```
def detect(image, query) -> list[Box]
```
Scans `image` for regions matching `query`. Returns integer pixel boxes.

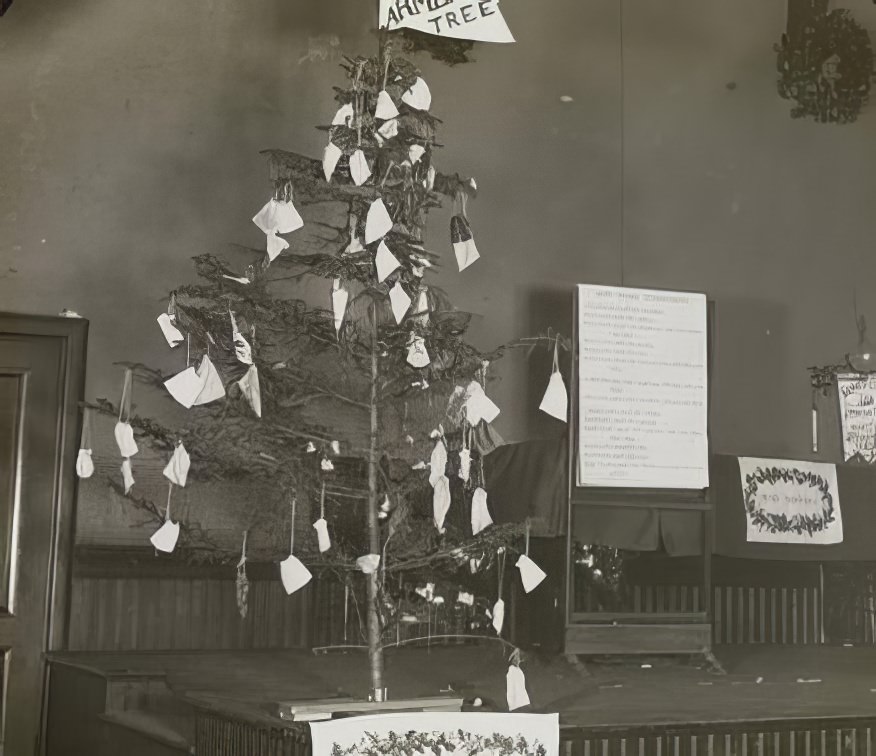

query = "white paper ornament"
[426,165,436,191]
[163,443,191,487]
[280,554,312,595]
[349,150,371,186]
[345,235,365,254]
[231,318,253,365]
[157,313,184,348]
[266,232,290,262]
[408,144,426,164]
[164,366,203,409]
[151,520,180,553]
[377,117,399,142]
[471,487,493,535]
[313,518,331,553]
[413,287,430,324]
[406,336,430,368]
[365,198,393,244]
[121,458,135,494]
[539,371,568,421]
[76,448,94,479]
[375,90,400,120]
[506,665,531,711]
[114,421,139,458]
[465,382,500,425]
[389,282,411,324]
[331,102,354,126]
[238,365,261,418]
[429,440,447,487]
[492,598,505,635]
[192,355,226,406]
[252,199,304,235]
[458,447,471,482]
[402,77,432,111]
[457,591,474,606]
[331,278,348,333]
[356,554,381,574]
[323,141,343,182]
[451,215,480,272]
[516,554,548,593]
[433,474,451,533]
[375,240,400,282]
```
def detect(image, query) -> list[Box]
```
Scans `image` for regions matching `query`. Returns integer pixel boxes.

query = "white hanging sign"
[836,373,876,462]
[379,0,515,43]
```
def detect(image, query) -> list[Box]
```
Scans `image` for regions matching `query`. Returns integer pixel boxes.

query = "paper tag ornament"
[230,315,253,365]
[375,90,399,120]
[516,554,547,593]
[76,449,94,479]
[471,487,493,535]
[356,554,381,574]
[465,382,500,425]
[389,282,411,324]
[252,199,304,235]
[238,365,261,418]
[331,278,348,333]
[349,150,371,186]
[192,355,226,406]
[451,215,480,272]
[539,371,568,421]
[164,366,203,409]
[457,591,474,606]
[121,458,135,494]
[280,554,312,595]
[429,440,447,487]
[402,77,432,111]
[323,141,343,182]
[331,102,354,126]
[163,443,191,487]
[408,144,426,165]
[492,598,505,635]
[114,422,139,458]
[506,665,531,711]
[157,313,184,348]
[377,118,399,143]
[458,446,471,482]
[365,198,393,244]
[375,240,400,282]
[266,232,290,262]
[433,474,451,533]
[313,518,331,553]
[150,519,179,553]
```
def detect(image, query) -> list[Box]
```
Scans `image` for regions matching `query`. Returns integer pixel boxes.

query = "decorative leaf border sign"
[738,457,843,545]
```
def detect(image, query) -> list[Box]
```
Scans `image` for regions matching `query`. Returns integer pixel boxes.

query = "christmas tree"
[92,31,525,697]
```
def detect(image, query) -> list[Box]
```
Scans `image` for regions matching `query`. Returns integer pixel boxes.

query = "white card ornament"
[114,421,139,458]
[408,144,426,164]
[539,371,568,421]
[457,591,474,606]
[331,102,354,126]
[458,447,471,482]
[231,317,253,365]
[516,554,547,593]
[150,520,180,553]
[429,440,447,487]
[471,487,493,535]
[163,443,191,487]
[433,474,451,533]
[323,141,343,182]
[76,449,94,479]
[389,282,411,324]
[349,150,371,186]
[330,440,341,455]
[192,355,226,406]
[121,459,135,494]
[280,554,312,595]
[266,232,290,262]
[506,665,531,711]
[402,77,432,111]
[406,336,430,368]
[451,215,480,272]
[465,381,500,425]
[331,278,349,333]
[313,518,331,553]
[164,366,204,409]
[492,598,505,635]
[157,313,184,348]
[375,89,399,120]
[252,199,304,235]
[377,117,398,142]
[356,554,381,574]
[375,240,400,282]
[365,198,393,244]
[345,235,365,254]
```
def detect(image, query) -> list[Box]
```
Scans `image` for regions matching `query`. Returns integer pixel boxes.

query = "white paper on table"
[408,144,426,164]
[121,458,135,494]
[365,198,393,244]
[191,355,226,406]
[471,486,493,535]
[539,371,568,422]
[432,474,451,533]
[458,447,471,482]
[280,553,313,595]
[157,313,184,348]
[331,278,348,333]
[375,89,400,120]
[377,117,399,142]
[150,520,180,553]
[313,518,331,553]
[163,443,191,487]
[76,448,94,478]
[356,553,381,574]
[429,440,447,487]
[516,554,547,593]
[323,141,343,182]
[375,240,400,282]
[402,77,432,111]
[406,336,430,368]
[266,232,290,262]
[238,365,261,418]
[331,102,354,126]
[114,421,139,457]
[389,281,411,324]
[349,150,371,186]
[164,366,205,409]
[506,665,531,711]
[492,598,505,635]
[252,199,304,235]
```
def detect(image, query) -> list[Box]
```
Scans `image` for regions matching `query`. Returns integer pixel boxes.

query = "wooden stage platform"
[44,644,876,755]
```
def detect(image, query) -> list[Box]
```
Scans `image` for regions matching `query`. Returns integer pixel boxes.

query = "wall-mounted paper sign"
[577,284,709,489]
[836,373,876,462]
[379,0,515,43]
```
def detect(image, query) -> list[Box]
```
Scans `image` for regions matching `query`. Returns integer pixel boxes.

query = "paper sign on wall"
[379,0,515,43]
[836,373,876,462]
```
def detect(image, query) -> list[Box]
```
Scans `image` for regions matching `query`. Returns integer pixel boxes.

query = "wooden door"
[0,314,86,755]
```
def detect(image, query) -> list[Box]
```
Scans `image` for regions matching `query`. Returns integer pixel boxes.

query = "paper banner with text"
[738,457,843,545]
[379,0,515,43]
[836,373,876,462]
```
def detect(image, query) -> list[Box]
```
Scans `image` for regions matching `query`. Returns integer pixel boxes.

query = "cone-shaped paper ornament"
[375,240,400,282]
[389,282,411,324]
[365,198,393,244]
[238,365,261,418]
[402,77,432,111]
[280,554,312,595]
[266,232,290,262]
[313,518,331,553]
[114,422,139,458]
[429,440,447,487]
[409,144,426,164]
[406,336,430,368]
[539,371,568,421]
[349,150,371,186]
[192,355,226,406]
[331,102,354,126]
[506,665,531,711]
[150,520,180,553]
[163,443,190,487]
[375,89,399,120]
[471,487,493,535]
[323,141,343,182]
[252,199,304,235]
[157,313,184,348]
[516,554,548,593]
[121,458,135,494]
[451,215,480,272]
[331,278,348,333]
[76,449,94,479]
[433,475,451,533]
[492,598,505,635]
[231,314,253,365]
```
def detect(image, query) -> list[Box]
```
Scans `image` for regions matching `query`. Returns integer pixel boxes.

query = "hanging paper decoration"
[323,141,343,182]
[433,474,451,533]
[406,336,430,368]
[506,664,531,711]
[492,598,505,635]
[252,199,304,235]
[459,429,472,482]
[402,77,432,111]
[365,198,393,244]
[114,421,138,456]
[451,215,480,272]
[157,313,184,348]
[114,368,139,457]
[471,487,493,535]
[332,102,354,126]
[164,366,202,409]
[376,117,399,143]
[332,278,349,334]
[330,440,341,455]
[539,340,568,421]
[150,485,180,553]
[236,531,249,618]
[121,459,135,494]
[415,582,435,601]
[426,164,436,190]
[457,591,474,606]
[375,89,400,120]
[313,518,331,553]
[516,554,547,593]
[349,150,371,186]
[375,240,400,282]
[429,439,447,487]
[280,498,313,595]
[465,381,500,425]
[193,355,226,405]
[412,287,430,325]
[409,144,426,164]
[470,556,483,574]
[76,407,94,479]
[163,442,191,487]
[230,312,253,365]
[356,554,381,574]
[266,232,290,262]
[321,458,334,472]
[389,282,411,324]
